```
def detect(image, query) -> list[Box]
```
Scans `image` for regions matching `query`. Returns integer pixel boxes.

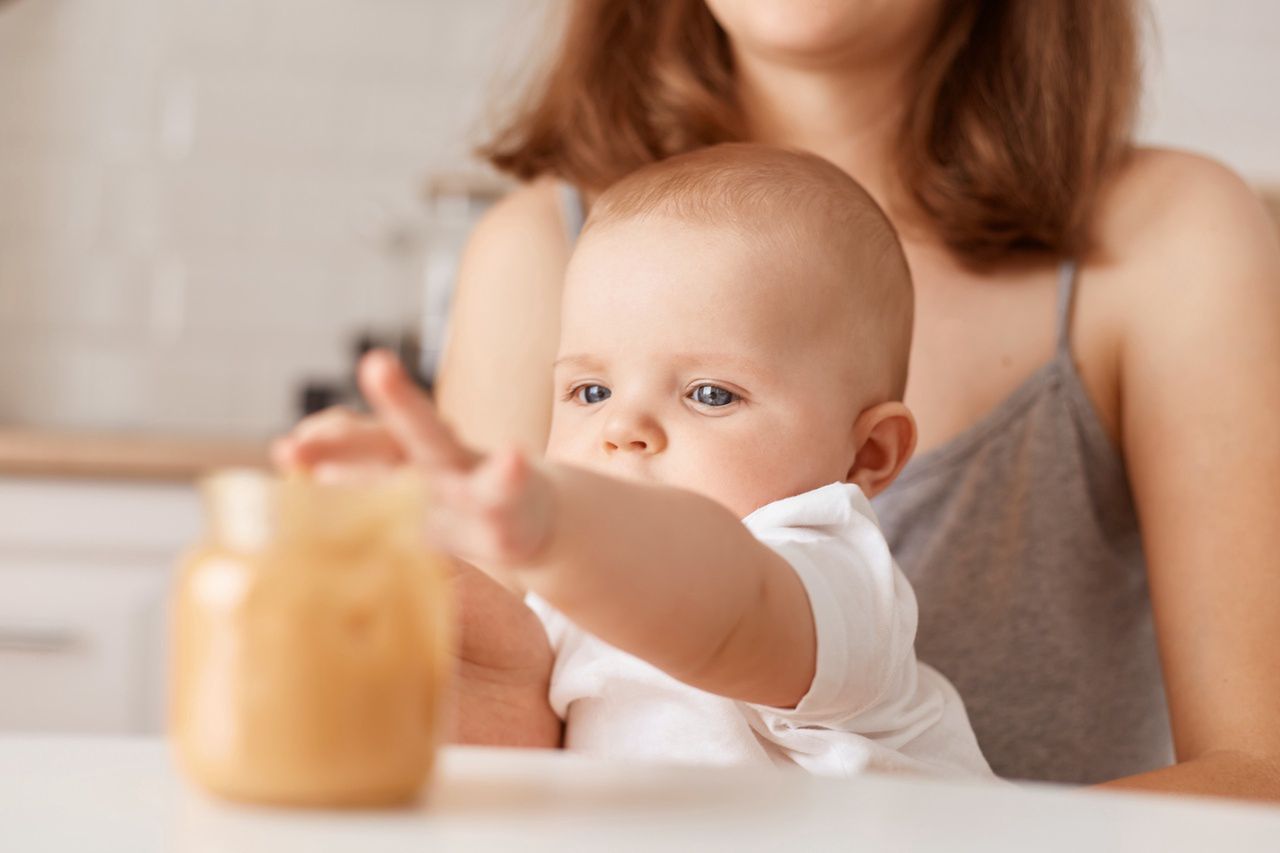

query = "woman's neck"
[733,50,926,240]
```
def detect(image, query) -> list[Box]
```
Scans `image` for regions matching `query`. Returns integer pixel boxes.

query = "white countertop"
[4,737,1280,852]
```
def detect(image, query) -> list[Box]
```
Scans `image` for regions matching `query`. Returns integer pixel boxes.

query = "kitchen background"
[0,0,1277,735]
[0,0,1278,438]
[0,0,543,437]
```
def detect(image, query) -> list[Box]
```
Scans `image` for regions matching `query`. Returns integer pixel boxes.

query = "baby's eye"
[573,384,612,405]
[689,384,737,407]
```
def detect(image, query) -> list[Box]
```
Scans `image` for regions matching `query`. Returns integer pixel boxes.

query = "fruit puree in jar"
[170,470,450,807]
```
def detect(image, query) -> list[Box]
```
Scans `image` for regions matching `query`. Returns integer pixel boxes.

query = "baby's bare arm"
[525,464,816,708]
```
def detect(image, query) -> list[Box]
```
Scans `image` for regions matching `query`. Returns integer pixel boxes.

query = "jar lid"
[200,469,427,553]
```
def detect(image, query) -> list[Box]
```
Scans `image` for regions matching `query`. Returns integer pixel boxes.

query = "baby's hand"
[343,350,554,568]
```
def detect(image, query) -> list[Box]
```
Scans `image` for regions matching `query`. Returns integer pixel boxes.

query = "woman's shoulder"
[1084,147,1279,345]
[1084,147,1279,407]
[1093,147,1277,275]
[452,175,576,308]
[1065,147,1278,440]
[468,176,573,258]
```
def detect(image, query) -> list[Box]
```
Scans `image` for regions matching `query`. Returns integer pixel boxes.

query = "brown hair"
[583,143,915,400]
[481,1,1140,266]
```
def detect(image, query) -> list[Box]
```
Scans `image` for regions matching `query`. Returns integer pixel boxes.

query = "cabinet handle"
[0,627,84,655]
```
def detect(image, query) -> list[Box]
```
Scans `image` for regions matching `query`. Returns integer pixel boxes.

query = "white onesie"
[527,482,993,779]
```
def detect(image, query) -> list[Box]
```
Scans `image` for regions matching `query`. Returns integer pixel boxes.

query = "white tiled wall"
[0,0,539,436]
[0,1,1276,438]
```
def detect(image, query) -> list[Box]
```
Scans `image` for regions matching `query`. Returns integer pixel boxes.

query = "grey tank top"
[559,184,1173,784]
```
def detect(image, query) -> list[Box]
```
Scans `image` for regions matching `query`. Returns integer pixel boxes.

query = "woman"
[436,1,1280,796]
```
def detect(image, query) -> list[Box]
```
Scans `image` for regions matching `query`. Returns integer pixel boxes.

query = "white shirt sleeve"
[740,482,919,726]
[528,481,991,778]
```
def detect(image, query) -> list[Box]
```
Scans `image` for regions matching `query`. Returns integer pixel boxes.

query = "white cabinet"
[0,561,168,732]
[0,477,201,734]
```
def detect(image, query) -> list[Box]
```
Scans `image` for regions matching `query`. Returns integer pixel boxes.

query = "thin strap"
[1054,259,1079,354]
[558,182,587,244]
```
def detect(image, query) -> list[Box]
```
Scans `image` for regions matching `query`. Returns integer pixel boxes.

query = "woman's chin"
[706,0,939,70]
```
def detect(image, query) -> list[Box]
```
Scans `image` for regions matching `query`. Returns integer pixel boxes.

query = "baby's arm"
[343,351,817,709]
[524,464,816,708]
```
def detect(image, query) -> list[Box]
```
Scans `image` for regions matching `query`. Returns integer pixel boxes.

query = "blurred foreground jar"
[170,471,450,807]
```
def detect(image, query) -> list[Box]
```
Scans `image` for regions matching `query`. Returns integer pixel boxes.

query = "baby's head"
[546,143,916,518]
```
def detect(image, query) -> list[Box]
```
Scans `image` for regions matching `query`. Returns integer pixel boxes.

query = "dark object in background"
[299,381,342,417]
[296,328,430,418]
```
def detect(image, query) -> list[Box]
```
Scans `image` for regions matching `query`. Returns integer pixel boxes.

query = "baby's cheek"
[719,430,847,516]
[699,444,795,518]
[542,439,571,465]
[543,419,587,464]
[545,447,599,476]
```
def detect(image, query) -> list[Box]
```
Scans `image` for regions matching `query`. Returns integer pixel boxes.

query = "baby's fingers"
[424,448,551,567]
[359,350,479,472]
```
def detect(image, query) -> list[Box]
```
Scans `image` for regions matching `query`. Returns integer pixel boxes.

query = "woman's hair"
[480,1,1141,266]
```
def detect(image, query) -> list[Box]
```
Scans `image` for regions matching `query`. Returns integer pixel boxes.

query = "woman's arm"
[434,178,572,456]
[433,179,573,592]
[1099,151,1280,801]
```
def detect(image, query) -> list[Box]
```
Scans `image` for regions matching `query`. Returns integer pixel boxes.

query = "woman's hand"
[444,557,562,747]
[271,405,405,479]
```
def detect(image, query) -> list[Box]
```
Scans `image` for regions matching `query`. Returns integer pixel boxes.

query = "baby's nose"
[602,411,667,455]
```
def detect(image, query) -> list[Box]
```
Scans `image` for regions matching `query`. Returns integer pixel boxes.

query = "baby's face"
[546,216,867,518]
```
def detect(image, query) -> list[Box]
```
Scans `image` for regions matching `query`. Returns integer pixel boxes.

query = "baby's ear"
[846,402,917,498]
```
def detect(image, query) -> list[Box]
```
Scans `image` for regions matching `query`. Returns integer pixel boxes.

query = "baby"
[278,144,991,778]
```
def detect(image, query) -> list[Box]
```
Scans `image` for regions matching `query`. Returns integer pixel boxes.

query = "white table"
[3,737,1280,852]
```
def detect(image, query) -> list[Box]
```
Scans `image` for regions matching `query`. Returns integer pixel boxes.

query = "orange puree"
[169,470,450,807]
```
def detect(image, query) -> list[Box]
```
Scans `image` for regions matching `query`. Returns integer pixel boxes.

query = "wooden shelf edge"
[0,429,270,482]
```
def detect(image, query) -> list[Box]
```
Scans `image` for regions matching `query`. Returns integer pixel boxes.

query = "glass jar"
[170,470,450,807]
